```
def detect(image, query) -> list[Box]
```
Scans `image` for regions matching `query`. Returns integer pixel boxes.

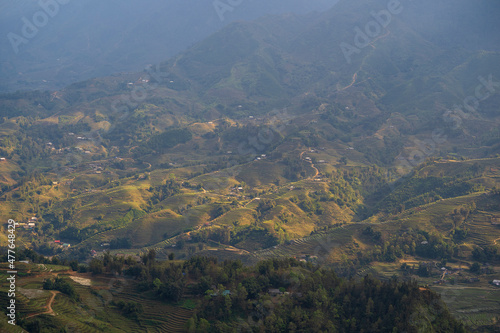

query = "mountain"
[0,0,339,93]
[0,0,499,331]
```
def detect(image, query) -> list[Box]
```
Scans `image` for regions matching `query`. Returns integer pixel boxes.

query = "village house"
[492,280,500,286]
[268,289,282,297]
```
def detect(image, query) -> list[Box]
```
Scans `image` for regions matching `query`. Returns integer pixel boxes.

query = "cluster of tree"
[147,128,192,153]
[148,179,181,205]
[110,300,144,319]
[221,124,282,158]
[472,246,499,263]
[361,226,382,242]
[355,228,456,265]
[84,252,467,331]
[87,251,138,275]
[0,91,60,118]
[187,258,466,333]
[326,171,363,209]
[289,195,323,215]
[0,247,54,265]
[281,157,308,181]
[256,199,276,214]
[110,237,132,249]
[211,204,232,220]
[44,251,468,332]
[189,225,279,248]
[58,208,145,246]
[378,176,478,213]
[400,262,434,277]
[356,135,404,166]
[43,277,79,301]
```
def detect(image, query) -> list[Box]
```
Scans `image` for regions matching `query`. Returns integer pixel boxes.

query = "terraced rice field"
[431,285,500,329]
[252,226,353,261]
[107,277,194,332]
[466,211,500,246]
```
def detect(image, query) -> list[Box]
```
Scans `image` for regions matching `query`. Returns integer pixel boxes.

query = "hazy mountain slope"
[0,0,498,259]
[0,0,340,93]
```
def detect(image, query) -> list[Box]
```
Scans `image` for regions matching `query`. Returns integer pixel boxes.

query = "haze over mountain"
[0,0,339,93]
[0,0,499,331]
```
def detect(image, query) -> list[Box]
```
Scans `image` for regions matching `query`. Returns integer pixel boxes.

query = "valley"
[0,0,499,331]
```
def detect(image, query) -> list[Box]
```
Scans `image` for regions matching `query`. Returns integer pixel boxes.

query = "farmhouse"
[492,280,500,286]
[0,157,5,162]
[268,289,282,296]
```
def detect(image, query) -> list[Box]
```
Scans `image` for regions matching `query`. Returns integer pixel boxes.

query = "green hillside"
[0,0,499,331]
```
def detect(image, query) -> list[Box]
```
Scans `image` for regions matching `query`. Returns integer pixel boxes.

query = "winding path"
[25,291,59,319]
[340,73,358,91]
[300,150,320,178]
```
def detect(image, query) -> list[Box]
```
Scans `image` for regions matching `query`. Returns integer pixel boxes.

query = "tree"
[470,262,481,274]
[89,258,104,275]
[69,260,79,271]
[153,278,162,291]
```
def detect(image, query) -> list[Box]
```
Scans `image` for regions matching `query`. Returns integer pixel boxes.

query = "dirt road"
[25,290,58,319]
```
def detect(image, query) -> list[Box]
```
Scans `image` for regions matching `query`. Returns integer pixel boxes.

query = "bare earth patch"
[69,276,92,286]
[18,288,47,299]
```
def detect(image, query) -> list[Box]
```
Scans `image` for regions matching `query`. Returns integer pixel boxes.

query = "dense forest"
[82,252,467,332]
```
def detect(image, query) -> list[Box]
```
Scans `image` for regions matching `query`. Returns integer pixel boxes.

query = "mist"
[0,0,339,92]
